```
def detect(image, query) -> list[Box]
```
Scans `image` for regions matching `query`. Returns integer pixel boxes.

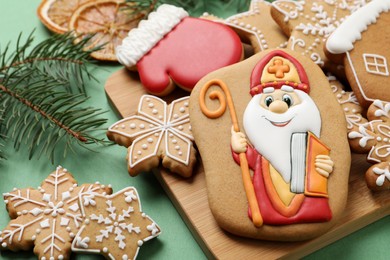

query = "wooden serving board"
[105,68,390,259]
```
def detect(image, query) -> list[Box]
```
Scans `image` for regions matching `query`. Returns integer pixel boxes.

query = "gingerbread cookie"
[107,95,197,178]
[71,187,161,259]
[326,0,390,108]
[271,0,369,74]
[189,49,350,241]
[348,100,390,191]
[0,166,112,260]
[116,4,243,96]
[224,0,288,53]
[328,74,368,146]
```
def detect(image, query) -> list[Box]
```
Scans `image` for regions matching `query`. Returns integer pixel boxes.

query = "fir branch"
[0,32,109,163]
[0,32,99,94]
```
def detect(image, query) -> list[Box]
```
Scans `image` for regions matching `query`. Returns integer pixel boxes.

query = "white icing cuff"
[326,0,390,54]
[116,4,189,67]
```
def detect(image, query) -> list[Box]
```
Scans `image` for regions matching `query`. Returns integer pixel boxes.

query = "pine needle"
[0,32,108,163]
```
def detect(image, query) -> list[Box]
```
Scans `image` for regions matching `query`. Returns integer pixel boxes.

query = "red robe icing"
[233,145,332,225]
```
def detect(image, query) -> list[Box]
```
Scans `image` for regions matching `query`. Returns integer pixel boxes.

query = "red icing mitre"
[249,50,310,96]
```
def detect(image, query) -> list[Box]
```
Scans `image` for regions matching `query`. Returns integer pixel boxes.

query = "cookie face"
[107,95,197,178]
[326,0,390,108]
[72,187,161,260]
[190,49,350,241]
[224,0,288,53]
[116,4,243,96]
[0,166,112,260]
[271,0,369,70]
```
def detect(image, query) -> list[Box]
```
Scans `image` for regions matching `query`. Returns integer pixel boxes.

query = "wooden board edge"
[153,170,217,260]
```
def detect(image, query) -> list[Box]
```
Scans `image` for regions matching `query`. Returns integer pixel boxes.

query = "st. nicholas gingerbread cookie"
[0,166,112,260]
[190,49,350,241]
[107,95,197,178]
[116,4,243,96]
[326,0,390,108]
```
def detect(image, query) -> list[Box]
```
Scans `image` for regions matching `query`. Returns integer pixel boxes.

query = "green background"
[0,0,389,259]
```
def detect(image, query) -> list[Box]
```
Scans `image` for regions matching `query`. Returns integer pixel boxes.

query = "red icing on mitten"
[116,5,242,96]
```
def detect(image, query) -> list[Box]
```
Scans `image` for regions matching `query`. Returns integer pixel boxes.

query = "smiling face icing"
[244,87,321,182]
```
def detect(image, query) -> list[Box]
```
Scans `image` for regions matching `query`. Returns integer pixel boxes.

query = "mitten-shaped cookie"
[349,100,390,191]
[116,4,243,96]
[107,95,197,178]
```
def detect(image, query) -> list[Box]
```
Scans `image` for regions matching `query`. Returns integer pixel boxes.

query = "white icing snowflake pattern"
[107,95,196,177]
[72,187,161,260]
[348,100,390,163]
[272,0,370,66]
[0,166,111,260]
[372,166,390,187]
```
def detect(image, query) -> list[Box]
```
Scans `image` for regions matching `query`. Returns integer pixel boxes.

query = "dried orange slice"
[69,0,144,61]
[37,0,92,34]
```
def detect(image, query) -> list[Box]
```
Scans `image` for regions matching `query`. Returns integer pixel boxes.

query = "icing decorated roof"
[326,0,390,54]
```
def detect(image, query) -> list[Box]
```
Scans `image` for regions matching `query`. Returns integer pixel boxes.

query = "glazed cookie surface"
[190,49,350,241]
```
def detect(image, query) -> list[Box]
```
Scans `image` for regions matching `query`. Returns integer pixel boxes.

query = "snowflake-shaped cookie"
[349,100,390,190]
[328,75,368,143]
[72,187,161,259]
[0,166,112,260]
[271,0,369,68]
[107,95,197,178]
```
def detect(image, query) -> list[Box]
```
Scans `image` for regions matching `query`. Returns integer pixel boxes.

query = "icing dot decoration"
[107,95,197,178]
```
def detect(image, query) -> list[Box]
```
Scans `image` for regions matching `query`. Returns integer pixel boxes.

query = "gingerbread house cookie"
[190,49,350,241]
[326,0,390,108]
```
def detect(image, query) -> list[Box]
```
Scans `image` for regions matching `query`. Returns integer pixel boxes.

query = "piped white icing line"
[116,4,188,67]
[326,0,390,54]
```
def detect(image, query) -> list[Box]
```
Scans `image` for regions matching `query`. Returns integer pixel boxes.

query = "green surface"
[0,1,389,260]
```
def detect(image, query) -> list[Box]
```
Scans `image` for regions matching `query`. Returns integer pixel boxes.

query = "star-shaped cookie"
[71,187,161,259]
[225,0,288,53]
[107,95,197,178]
[0,166,112,259]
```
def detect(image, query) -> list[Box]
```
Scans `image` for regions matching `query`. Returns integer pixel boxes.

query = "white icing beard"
[243,90,321,183]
